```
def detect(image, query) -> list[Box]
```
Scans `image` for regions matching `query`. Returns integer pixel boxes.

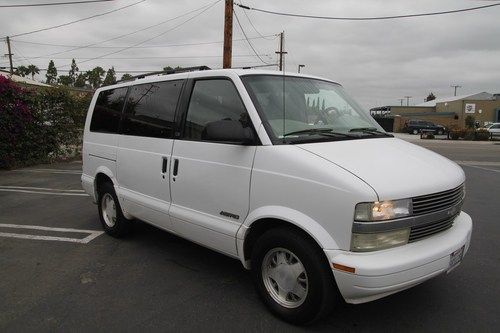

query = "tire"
[412,129,419,135]
[97,182,132,237]
[251,227,338,325]
[437,130,443,135]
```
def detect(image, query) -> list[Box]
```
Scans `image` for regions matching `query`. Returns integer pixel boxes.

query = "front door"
[117,80,184,230]
[169,78,257,256]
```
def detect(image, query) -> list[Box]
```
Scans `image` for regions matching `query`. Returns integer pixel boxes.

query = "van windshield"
[241,75,386,143]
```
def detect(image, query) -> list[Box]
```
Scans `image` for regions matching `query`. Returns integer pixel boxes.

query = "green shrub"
[463,129,476,141]
[475,129,490,141]
[450,129,461,140]
[465,115,475,129]
[0,77,91,169]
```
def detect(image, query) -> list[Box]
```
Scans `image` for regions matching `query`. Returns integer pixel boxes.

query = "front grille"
[412,185,464,216]
[409,215,457,242]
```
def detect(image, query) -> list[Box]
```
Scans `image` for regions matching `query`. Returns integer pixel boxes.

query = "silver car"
[486,123,500,137]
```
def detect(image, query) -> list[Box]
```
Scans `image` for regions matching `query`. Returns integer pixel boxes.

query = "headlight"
[351,229,410,252]
[354,199,412,221]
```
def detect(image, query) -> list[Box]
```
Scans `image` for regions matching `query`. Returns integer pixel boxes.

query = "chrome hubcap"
[101,193,117,228]
[262,248,308,308]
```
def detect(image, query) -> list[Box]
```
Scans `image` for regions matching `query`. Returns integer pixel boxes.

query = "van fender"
[93,166,133,219]
[237,206,339,266]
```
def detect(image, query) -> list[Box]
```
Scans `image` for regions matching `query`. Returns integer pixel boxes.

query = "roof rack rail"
[117,65,211,83]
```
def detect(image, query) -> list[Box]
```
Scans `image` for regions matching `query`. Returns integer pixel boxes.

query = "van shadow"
[119,220,451,331]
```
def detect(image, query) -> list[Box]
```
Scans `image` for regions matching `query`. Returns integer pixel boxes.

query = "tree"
[68,59,79,85]
[425,92,436,102]
[14,65,28,77]
[74,73,87,88]
[58,75,73,86]
[120,73,133,81]
[163,66,182,72]
[465,115,475,129]
[86,66,105,89]
[26,64,40,80]
[46,60,58,84]
[103,67,116,86]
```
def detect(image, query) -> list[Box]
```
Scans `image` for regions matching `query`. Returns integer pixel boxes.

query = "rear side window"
[122,80,183,138]
[90,88,128,133]
[184,79,248,141]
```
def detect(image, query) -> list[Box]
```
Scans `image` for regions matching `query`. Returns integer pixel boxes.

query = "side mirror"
[202,119,255,145]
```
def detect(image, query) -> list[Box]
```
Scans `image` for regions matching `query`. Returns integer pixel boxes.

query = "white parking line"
[0,188,88,196]
[0,185,85,192]
[13,169,82,175]
[0,224,104,244]
[460,164,500,173]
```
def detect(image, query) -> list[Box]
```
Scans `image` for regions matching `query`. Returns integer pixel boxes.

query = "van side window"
[90,87,128,133]
[122,80,183,138]
[184,79,248,141]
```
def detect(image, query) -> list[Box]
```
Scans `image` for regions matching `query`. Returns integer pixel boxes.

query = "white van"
[82,68,472,324]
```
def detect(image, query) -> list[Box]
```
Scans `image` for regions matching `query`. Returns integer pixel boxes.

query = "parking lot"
[1,139,499,332]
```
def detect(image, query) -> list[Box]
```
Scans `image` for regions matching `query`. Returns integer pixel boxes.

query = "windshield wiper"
[349,127,393,137]
[283,128,357,138]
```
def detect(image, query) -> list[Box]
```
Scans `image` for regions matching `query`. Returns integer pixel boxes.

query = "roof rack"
[117,65,211,83]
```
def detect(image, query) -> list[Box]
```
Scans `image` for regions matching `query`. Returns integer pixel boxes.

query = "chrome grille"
[412,185,464,216]
[409,214,457,242]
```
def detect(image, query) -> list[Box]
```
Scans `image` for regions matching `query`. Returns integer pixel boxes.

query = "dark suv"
[404,120,447,135]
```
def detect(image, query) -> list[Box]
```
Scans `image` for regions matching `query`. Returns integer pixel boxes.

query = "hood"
[297,138,465,200]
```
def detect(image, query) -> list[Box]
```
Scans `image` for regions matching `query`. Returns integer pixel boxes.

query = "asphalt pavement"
[0,139,499,332]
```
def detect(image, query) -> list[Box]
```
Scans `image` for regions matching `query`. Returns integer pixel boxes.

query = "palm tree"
[26,64,40,80]
[14,65,28,77]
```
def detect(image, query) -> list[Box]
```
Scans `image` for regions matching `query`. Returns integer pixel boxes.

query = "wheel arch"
[237,206,339,269]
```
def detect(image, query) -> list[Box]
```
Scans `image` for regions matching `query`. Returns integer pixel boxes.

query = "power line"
[14,54,270,60]
[11,35,277,49]
[235,2,500,21]
[233,8,270,64]
[240,2,276,40]
[0,0,116,8]
[16,0,220,61]
[8,0,145,38]
[29,62,268,73]
[59,0,222,68]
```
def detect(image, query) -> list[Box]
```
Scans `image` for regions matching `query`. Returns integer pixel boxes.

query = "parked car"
[485,123,500,137]
[404,119,447,135]
[82,69,472,324]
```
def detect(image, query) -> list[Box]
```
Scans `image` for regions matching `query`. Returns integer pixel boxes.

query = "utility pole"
[451,84,462,96]
[275,31,287,71]
[298,64,305,73]
[5,36,14,75]
[222,0,233,69]
[404,96,412,106]
[398,98,405,106]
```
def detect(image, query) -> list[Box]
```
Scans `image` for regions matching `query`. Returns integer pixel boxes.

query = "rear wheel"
[97,182,132,237]
[412,129,419,135]
[251,227,338,325]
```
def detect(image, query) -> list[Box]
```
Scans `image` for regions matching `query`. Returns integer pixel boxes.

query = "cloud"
[1,0,499,108]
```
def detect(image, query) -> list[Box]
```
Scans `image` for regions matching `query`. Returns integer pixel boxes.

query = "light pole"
[298,64,305,73]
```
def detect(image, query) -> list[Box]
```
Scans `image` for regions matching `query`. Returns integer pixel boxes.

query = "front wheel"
[437,129,444,135]
[412,129,419,135]
[251,227,339,325]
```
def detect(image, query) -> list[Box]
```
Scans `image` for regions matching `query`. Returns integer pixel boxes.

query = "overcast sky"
[1,0,499,109]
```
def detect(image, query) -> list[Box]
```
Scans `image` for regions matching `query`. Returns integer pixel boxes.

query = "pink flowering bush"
[0,77,91,168]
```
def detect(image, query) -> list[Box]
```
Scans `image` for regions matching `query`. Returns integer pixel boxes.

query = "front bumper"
[325,211,472,304]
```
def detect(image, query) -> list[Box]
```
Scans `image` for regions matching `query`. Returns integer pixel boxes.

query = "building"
[371,92,500,131]
[0,69,50,87]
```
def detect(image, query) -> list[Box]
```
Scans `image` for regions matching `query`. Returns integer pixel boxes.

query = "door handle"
[173,159,179,176]
[162,157,168,173]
